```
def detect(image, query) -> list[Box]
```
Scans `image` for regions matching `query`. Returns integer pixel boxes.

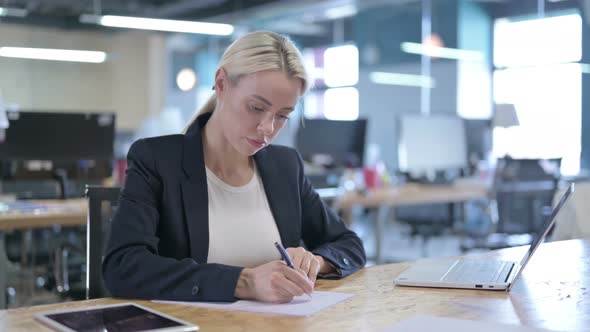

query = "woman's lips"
[247,138,266,148]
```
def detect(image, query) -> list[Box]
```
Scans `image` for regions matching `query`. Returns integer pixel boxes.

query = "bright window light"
[493,13,582,176]
[323,87,359,121]
[80,14,234,36]
[493,63,581,176]
[494,14,582,67]
[457,61,492,119]
[0,47,107,63]
[323,45,358,88]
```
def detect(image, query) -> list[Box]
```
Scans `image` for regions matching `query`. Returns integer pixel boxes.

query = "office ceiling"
[0,0,513,24]
[0,0,583,35]
[0,0,279,25]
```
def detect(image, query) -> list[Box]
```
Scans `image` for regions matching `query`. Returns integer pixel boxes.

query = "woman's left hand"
[285,247,332,284]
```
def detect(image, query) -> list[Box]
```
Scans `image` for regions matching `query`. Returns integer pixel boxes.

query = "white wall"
[0,23,166,130]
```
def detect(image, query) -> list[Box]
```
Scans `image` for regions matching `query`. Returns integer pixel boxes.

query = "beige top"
[206,165,281,267]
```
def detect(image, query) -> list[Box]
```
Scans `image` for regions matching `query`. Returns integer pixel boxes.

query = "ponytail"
[182,94,217,134]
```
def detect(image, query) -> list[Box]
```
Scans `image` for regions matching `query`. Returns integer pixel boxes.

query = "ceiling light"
[401,42,484,62]
[80,14,234,36]
[176,68,197,91]
[324,5,357,20]
[370,72,435,88]
[0,47,107,63]
[0,6,27,17]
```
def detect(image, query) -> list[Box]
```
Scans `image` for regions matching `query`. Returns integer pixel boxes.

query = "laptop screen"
[516,183,574,275]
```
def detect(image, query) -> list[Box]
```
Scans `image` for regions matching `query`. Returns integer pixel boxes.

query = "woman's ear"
[214,68,228,94]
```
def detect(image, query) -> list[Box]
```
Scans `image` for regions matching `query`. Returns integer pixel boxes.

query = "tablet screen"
[37,303,198,332]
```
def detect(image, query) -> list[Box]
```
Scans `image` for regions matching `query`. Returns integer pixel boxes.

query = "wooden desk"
[334,181,489,210]
[0,199,87,231]
[0,199,87,309]
[334,181,489,263]
[1,239,587,331]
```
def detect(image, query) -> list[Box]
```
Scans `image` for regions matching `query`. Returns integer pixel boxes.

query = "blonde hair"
[183,31,309,133]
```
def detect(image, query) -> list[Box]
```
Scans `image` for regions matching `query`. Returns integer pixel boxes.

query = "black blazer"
[103,112,366,302]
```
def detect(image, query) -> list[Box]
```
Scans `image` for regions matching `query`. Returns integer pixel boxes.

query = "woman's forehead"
[235,71,302,101]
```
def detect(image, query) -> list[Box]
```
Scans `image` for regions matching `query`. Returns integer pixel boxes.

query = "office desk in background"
[0,199,87,231]
[0,239,587,331]
[0,199,87,309]
[330,180,490,263]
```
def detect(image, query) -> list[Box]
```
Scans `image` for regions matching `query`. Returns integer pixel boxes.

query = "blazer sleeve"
[102,139,243,302]
[295,150,367,278]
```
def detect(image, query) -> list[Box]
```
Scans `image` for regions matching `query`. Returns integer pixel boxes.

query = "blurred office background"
[0,0,589,308]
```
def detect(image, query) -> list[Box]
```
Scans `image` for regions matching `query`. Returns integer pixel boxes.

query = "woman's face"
[215,69,302,156]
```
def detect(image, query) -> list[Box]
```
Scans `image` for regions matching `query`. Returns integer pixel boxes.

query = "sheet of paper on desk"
[153,291,353,317]
[384,316,557,332]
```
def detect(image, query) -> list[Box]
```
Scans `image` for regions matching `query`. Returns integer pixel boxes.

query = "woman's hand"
[234,261,313,303]
[286,247,333,283]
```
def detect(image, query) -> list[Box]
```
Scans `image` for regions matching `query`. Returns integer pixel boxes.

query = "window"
[493,13,582,176]
[303,45,359,121]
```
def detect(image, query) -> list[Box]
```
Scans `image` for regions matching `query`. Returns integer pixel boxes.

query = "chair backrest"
[85,185,121,299]
[492,158,561,234]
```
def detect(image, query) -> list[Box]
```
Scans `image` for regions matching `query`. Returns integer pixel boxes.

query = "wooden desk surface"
[0,199,87,231]
[1,239,587,332]
[335,180,489,209]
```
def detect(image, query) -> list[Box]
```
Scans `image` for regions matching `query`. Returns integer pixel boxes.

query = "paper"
[153,291,353,317]
[384,316,557,332]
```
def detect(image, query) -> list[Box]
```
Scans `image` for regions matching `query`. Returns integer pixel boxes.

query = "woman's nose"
[258,113,275,135]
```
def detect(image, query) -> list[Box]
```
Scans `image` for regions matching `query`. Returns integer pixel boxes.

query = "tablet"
[34,302,199,332]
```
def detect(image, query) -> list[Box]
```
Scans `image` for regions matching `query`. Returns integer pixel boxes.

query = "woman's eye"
[251,106,264,112]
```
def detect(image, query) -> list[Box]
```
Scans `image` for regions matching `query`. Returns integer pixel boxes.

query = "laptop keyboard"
[442,260,513,283]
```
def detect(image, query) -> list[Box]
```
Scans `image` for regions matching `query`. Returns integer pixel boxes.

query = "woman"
[103,31,366,304]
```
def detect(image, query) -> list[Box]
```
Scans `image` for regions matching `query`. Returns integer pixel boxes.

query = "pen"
[274,242,313,299]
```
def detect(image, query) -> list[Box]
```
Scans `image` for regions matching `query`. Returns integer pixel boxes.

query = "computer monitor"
[0,110,115,161]
[397,115,467,175]
[295,119,367,168]
[0,111,115,198]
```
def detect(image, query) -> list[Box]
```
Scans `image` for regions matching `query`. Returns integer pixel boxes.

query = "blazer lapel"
[255,149,299,247]
[181,114,210,263]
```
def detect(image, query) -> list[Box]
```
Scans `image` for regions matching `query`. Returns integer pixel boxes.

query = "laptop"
[394,183,574,291]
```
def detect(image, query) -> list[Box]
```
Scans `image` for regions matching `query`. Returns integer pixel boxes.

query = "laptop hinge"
[504,263,516,283]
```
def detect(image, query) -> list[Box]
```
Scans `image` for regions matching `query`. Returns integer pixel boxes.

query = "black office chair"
[461,157,560,251]
[85,185,121,299]
[493,158,561,235]
[393,203,455,257]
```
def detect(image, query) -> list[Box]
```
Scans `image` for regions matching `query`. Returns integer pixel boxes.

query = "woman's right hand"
[234,261,314,303]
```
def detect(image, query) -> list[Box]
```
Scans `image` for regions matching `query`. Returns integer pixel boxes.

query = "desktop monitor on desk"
[296,118,367,189]
[296,119,367,169]
[397,115,467,182]
[0,111,115,161]
[0,110,116,198]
